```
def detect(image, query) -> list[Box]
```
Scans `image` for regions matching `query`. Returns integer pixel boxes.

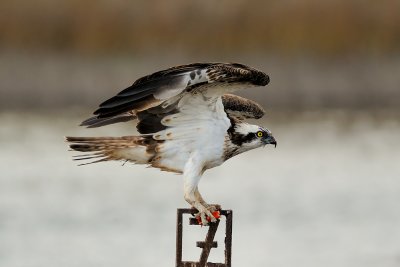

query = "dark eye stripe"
[243,132,258,142]
[229,131,257,146]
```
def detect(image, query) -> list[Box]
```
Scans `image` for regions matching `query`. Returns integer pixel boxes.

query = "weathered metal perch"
[176,208,233,267]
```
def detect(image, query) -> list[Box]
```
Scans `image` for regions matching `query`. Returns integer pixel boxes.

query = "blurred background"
[1,0,399,266]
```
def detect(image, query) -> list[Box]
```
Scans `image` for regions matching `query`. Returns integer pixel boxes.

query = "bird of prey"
[66,62,276,225]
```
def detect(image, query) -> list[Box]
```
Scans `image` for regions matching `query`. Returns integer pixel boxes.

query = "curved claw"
[206,204,221,213]
[195,209,221,225]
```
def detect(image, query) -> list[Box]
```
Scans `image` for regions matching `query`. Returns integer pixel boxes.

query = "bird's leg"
[183,154,218,225]
[194,188,221,213]
[184,185,216,225]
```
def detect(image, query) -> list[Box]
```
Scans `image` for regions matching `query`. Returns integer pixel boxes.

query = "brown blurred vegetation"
[1,0,399,110]
[1,0,399,57]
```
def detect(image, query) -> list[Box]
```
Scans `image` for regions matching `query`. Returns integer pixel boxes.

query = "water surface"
[0,110,399,267]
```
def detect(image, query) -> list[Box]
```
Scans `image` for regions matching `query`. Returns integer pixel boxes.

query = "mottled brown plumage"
[80,63,269,127]
[222,94,265,120]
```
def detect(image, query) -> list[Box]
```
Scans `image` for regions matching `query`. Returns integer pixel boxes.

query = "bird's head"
[229,123,277,152]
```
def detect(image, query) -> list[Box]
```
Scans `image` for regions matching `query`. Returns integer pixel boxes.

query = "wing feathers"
[95,95,159,118]
[80,112,136,128]
[99,90,155,109]
[66,136,156,165]
[93,70,192,116]
[81,62,269,127]
[222,94,265,119]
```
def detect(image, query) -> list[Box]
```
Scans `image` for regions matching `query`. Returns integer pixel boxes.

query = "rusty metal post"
[176,208,233,267]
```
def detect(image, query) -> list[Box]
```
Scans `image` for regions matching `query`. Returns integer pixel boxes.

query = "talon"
[211,210,221,220]
[195,210,221,225]
[186,192,221,225]
[195,212,209,226]
[207,204,221,213]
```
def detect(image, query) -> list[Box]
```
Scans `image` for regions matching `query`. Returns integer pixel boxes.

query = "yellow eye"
[257,131,263,137]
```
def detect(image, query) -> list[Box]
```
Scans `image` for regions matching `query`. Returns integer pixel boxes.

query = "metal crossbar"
[176,208,232,267]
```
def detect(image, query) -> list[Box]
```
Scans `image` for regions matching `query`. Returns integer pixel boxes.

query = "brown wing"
[81,62,269,127]
[222,94,265,120]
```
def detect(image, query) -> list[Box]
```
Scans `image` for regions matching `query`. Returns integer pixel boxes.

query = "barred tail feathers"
[66,136,155,165]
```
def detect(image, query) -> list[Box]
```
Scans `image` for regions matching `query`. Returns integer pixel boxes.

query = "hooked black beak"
[271,140,277,148]
[264,135,277,148]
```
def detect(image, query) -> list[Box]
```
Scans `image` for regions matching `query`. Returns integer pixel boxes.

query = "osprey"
[66,63,276,225]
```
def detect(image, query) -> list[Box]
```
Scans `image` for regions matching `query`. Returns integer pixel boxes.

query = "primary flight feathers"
[81,62,268,127]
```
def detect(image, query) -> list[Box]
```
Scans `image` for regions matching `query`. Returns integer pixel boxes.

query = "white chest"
[152,94,231,173]
[196,99,230,169]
